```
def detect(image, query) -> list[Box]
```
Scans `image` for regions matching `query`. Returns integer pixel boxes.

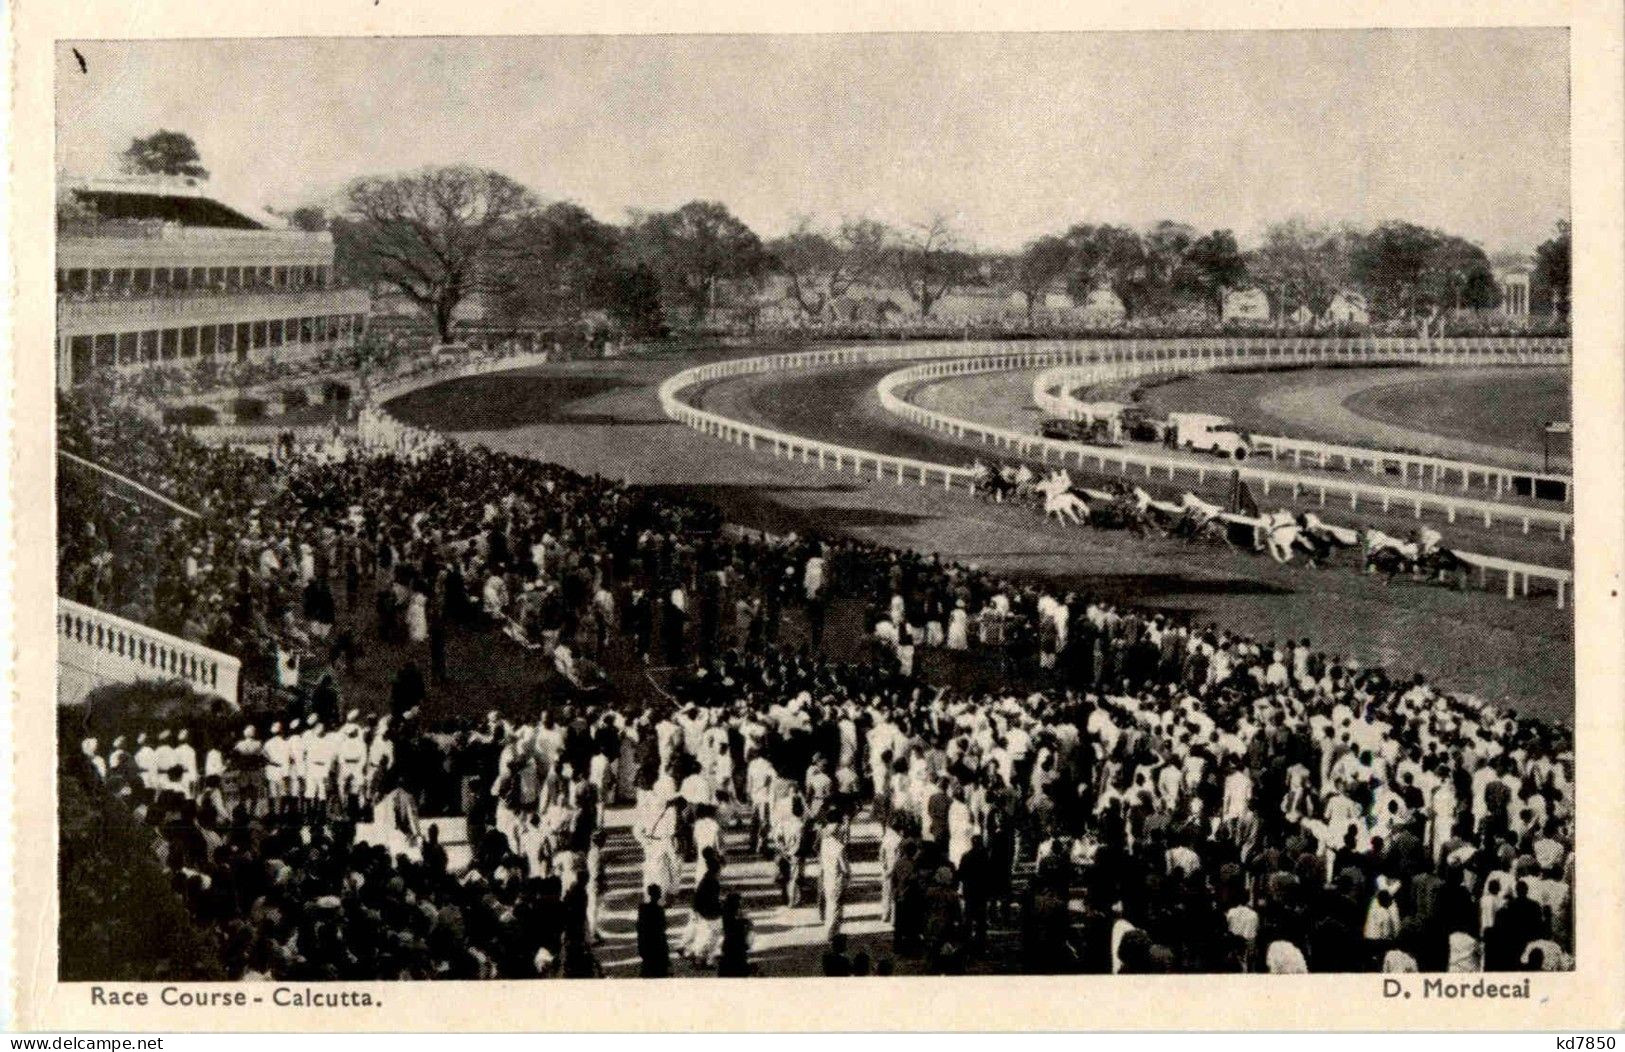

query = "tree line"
[106,134,1574,341]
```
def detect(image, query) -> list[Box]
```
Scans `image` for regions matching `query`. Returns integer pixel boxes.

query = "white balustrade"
[58,597,242,706]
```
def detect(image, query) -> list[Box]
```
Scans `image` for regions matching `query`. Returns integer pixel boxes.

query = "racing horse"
[1294,512,1360,568]
[1361,528,1465,587]
[1256,509,1306,564]
[1414,544,1470,588]
[970,461,1019,504]
[1362,527,1418,581]
[1033,470,1091,525]
[1263,508,1374,565]
[1092,480,1162,535]
[1174,492,1235,546]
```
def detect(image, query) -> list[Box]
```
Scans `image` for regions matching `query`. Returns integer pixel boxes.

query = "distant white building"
[1324,290,1369,325]
[1495,266,1532,316]
[1079,287,1127,321]
[1221,287,1271,323]
[1005,287,1079,317]
[930,288,1015,321]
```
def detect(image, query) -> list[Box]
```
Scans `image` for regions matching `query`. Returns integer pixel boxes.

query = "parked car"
[1167,412,1252,459]
[1040,417,1091,441]
[1039,417,1117,445]
[1120,405,1166,443]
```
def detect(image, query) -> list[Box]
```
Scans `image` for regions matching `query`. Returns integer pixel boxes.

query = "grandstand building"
[54,175,370,389]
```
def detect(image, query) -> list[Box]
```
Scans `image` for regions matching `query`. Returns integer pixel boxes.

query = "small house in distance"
[1324,290,1369,325]
[1221,287,1271,323]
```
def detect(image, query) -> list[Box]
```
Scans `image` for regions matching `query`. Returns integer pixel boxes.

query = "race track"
[388,352,1574,721]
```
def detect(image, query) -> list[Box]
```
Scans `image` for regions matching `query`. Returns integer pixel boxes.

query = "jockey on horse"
[1295,511,1360,567]
[1034,470,1090,525]
[1012,462,1036,500]
[1257,509,1305,563]
[1122,485,1179,536]
[1411,524,1467,586]
[1180,491,1225,525]
[972,460,1018,503]
[1363,524,1463,586]
[1361,526,1420,580]
[1175,491,1231,544]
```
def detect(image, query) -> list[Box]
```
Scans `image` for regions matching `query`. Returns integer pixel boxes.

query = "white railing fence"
[58,597,242,707]
[365,347,561,407]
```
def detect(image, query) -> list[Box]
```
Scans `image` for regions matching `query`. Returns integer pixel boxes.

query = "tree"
[120,130,209,180]
[768,222,840,319]
[486,201,623,326]
[888,216,975,318]
[1140,220,1200,316]
[1064,224,1148,318]
[631,201,768,323]
[1011,235,1072,321]
[1185,229,1248,318]
[1535,220,1571,318]
[281,206,329,232]
[605,262,667,336]
[768,217,889,320]
[342,166,538,342]
[1347,221,1438,319]
[56,185,97,227]
[1420,235,1498,312]
[1251,219,1349,324]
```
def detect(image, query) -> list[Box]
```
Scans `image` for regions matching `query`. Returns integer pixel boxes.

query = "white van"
[1168,412,1251,460]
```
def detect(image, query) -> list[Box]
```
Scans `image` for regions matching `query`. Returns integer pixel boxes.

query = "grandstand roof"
[61,174,279,230]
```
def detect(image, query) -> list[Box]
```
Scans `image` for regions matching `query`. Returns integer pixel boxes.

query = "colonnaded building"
[54,174,371,389]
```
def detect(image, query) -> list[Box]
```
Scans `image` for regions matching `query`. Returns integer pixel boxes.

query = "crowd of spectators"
[60,381,1574,979]
[86,343,394,406]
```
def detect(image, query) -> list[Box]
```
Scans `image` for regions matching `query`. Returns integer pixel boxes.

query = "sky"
[55,30,1569,254]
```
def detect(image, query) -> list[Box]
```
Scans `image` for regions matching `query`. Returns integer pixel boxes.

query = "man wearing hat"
[818,816,851,941]
[233,725,266,815]
[174,728,199,798]
[152,730,178,798]
[367,715,395,802]
[338,720,369,817]
[106,735,130,782]
[264,722,291,813]
[287,718,310,815]
[306,720,338,816]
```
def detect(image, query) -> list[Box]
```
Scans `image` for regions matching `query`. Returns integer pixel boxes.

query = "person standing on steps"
[637,884,671,978]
